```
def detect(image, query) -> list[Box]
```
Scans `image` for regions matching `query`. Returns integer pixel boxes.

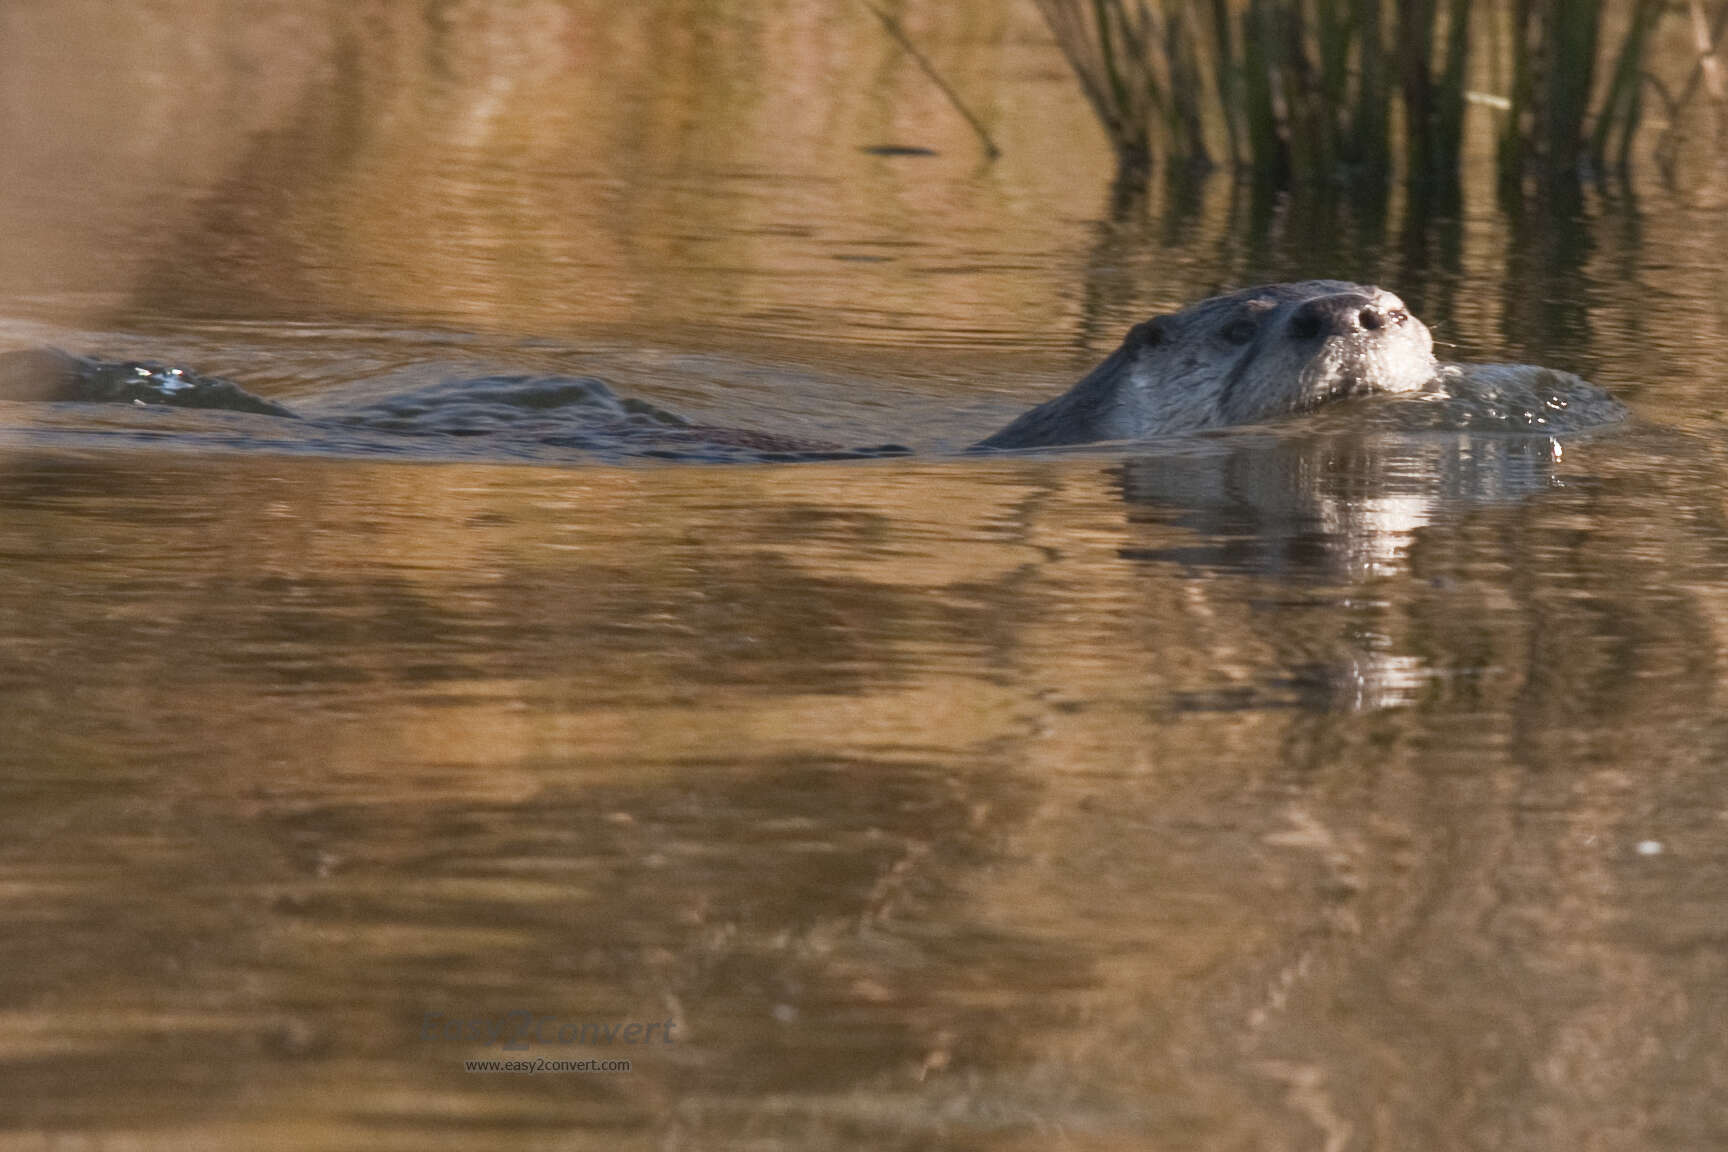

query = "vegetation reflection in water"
[2,3,1728,1150]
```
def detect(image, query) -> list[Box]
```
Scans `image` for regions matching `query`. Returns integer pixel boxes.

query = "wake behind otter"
[0,282,1626,460]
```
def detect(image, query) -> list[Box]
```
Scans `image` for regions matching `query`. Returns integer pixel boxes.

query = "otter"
[978,280,1439,449]
[0,281,1621,454]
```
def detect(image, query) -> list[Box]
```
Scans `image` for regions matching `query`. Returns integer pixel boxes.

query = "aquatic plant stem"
[860,2,1002,161]
[1589,0,1664,173]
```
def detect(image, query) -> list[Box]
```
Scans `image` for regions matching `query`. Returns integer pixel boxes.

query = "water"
[4,3,1728,1149]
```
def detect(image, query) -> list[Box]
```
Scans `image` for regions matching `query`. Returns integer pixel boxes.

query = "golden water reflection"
[2,435,1726,1148]
[3,3,1728,1150]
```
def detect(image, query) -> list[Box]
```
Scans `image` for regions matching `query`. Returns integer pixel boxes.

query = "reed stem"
[861,2,1002,161]
[1031,0,1678,195]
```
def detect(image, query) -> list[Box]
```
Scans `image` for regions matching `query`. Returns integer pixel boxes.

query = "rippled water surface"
[4,3,1728,1149]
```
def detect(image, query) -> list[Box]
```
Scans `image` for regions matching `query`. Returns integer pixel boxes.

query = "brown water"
[4,3,1728,1149]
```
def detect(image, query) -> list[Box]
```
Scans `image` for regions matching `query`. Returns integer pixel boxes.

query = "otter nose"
[1288,293,1402,340]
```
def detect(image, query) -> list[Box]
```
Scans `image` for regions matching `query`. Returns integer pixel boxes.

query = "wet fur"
[977,281,1438,450]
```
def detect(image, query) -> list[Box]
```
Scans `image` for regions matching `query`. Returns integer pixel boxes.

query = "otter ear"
[1128,317,1171,351]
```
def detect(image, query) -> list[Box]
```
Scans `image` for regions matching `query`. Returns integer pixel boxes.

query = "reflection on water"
[5,3,1728,1150]
[5,438,1728,1149]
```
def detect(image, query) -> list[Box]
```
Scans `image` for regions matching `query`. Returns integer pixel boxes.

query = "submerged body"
[0,282,1623,455]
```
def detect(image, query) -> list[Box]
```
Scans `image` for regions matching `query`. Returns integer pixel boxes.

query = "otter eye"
[1221,318,1258,345]
[1130,319,1168,349]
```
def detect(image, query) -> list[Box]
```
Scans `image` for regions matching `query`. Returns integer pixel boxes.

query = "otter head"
[978,280,1439,449]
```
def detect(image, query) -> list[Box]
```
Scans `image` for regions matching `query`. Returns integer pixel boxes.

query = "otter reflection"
[1111,431,1568,711]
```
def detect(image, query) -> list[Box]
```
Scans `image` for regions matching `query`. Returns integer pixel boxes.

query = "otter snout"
[1287,292,1409,341]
